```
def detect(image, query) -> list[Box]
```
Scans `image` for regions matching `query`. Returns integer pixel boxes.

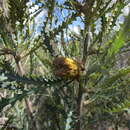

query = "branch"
[82,25,91,64]
[75,80,83,130]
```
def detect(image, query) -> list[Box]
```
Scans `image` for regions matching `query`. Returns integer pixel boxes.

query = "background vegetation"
[0,0,130,130]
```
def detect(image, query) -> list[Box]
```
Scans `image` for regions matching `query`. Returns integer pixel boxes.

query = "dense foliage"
[0,0,130,130]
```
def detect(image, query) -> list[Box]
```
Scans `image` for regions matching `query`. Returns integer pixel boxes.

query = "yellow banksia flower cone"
[53,57,84,79]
